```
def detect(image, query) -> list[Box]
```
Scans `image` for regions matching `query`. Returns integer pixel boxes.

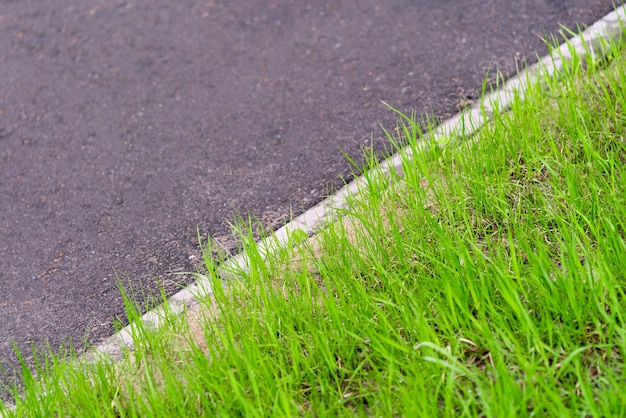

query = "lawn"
[2,22,626,418]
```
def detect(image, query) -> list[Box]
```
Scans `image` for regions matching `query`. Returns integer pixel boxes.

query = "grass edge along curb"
[89,4,626,364]
[2,4,626,416]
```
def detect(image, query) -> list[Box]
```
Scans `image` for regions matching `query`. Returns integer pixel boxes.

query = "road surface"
[0,0,619,391]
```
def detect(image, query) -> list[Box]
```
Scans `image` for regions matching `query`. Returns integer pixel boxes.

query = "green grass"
[3,32,626,417]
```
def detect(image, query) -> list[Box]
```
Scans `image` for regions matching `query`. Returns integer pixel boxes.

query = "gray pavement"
[0,0,621,392]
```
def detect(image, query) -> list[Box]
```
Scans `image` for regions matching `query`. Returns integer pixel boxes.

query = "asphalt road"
[0,0,620,390]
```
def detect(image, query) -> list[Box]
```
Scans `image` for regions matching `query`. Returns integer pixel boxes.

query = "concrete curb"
[88,4,626,362]
[86,4,626,362]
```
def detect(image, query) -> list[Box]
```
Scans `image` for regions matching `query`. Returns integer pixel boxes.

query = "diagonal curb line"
[88,6,626,362]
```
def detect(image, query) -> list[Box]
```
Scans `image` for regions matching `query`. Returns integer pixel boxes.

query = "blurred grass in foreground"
[3,28,626,418]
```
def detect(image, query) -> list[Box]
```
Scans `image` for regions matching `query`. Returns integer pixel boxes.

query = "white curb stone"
[88,4,626,363]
